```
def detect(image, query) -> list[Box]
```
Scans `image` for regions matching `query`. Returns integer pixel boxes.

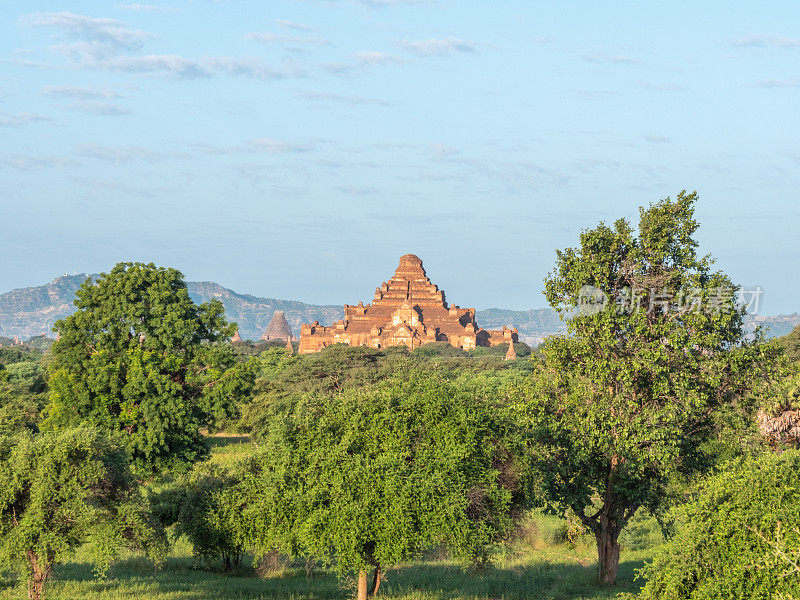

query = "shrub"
[151,462,242,570]
[0,428,165,600]
[636,450,800,600]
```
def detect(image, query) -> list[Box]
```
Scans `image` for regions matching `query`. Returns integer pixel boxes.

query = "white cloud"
[117,4,175,13]
[753,78,800,88]
[583,53,641,65]
[62,101,131,115]
[96,54,212,77]
[636,81,687,92]
[294,89,390,105]
[0,153,78,170]
[431,143,459,157]
[21,11,154,56]
[42,85,122,99]
[309,0,430,5]
[397,37,486,57]
[76,144,168,163]
[642,134,671,144]
[272,20,313,31]
[246,32,331,47]
[353,51,406,65]
[0,112,52,127]
[358,0,430,4]
[733,34,800,48]
[249,138,315,153]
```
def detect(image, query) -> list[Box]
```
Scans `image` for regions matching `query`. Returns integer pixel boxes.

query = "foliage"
[0,346,42,366]
[225,368,526,597]
[151,462,242,570]
[236,343,534,440]
[755,367,800,448]
[3,361,46,393]
[760,368,800,417]
[779,324,800,362]
[635,450,800,600]
[44,262,255,475]
[0,427,166,600]
[24,336,54,354]
[0,381,45,435]
[523,191,779,583]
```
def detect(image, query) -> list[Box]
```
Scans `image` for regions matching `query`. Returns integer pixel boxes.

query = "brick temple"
[298,254,517,354]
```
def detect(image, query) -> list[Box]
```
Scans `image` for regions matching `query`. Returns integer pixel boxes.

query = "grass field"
[0,436,656,600]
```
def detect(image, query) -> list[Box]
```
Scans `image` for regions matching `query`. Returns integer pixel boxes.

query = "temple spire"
[505,340,517,361]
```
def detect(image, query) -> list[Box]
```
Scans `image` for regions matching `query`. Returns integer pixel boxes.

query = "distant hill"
[1,274,797,346]
[0,275,341,342]
[186,281,341,341]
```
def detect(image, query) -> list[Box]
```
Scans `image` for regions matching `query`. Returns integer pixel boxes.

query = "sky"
[0,1,798,314]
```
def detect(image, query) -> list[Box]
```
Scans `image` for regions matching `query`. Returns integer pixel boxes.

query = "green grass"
[0,543,651,600]
[0,435,656,600]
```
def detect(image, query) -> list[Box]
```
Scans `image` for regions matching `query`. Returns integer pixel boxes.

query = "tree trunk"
[370,565,382,596]
[356,570,369,600]
[595,519,621,584]
[26,551,51,600]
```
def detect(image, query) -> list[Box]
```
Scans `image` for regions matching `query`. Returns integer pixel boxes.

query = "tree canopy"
[779,323,800,362]
[521,192,778,583]
[635,449,800,600]
[226,368,525,600]
[0,427,165,600]
[44,262,253,474]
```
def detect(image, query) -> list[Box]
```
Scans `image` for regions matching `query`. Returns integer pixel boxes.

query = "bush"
[636,450,800,600]
[0,428,165,600]
[151,462,242,570]
[0,382,45,434]
[226,368,526,599]
[4,361,46,393]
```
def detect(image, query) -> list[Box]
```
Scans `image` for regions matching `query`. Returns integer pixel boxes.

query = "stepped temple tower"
[298,254,517,354]
[261,310,292,341]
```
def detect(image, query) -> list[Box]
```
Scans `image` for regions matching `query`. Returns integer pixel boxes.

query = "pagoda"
[261,310,292,341]
[298,254,517,354]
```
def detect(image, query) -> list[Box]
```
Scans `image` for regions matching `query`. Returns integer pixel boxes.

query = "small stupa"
[231,329,242,343]
[505,341,517,361]
[261,310,292,341]
[284,336,294,355]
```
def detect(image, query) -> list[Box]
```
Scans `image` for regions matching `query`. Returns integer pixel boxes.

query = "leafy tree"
[756,367,800,448]
[152,462,242,570]
[634,450,800,600]
[226,369,525,600]
[779,323,800,362]
[44,262,251,475]
[0,382,45,435]
[522,192,777,583]
[3,362,46,393]
[0,428,165,600]
[0,347,42,366]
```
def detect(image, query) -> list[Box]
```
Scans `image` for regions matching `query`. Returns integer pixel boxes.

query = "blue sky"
[1,0,798,313]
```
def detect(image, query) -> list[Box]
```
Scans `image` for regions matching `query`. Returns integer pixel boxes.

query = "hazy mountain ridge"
[187,281,341,340]
[1,275,797,345]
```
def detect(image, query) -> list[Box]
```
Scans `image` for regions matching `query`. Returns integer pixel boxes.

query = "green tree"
[523,192,777,583]
[3,362,46,393]
[779,323,800,362]
[227,368,524,600]
[635,450,800,600]
[44,262,249,474]
[0,382,45,435]
[756,367,800,448]
[0,428,165,600]
[152,462,242,571]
